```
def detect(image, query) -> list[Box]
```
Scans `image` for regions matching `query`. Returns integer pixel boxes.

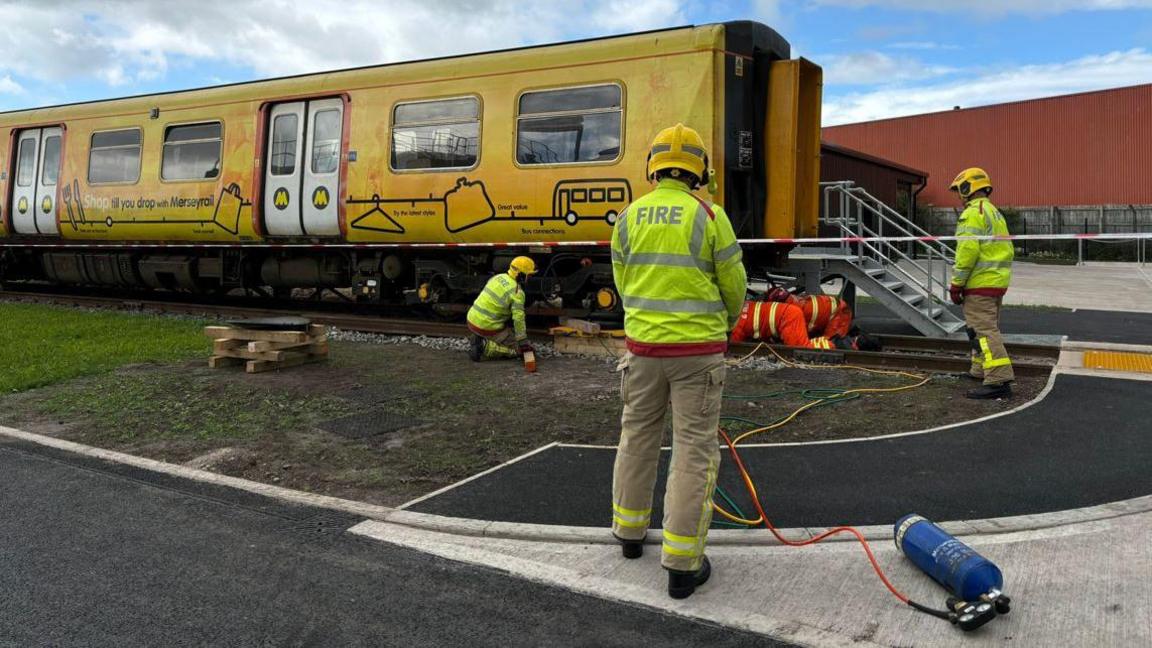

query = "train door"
[263,98,344,236]
[11,126,63,235]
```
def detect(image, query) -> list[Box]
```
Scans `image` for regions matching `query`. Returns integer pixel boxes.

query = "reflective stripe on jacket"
[951,197,1013,292]
[466,273,527,341]
[611,178,747,356]
[730,301,834,349]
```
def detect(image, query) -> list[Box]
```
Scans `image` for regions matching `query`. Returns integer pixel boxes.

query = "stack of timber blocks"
[550,317,626,357]
[205,323,329,373]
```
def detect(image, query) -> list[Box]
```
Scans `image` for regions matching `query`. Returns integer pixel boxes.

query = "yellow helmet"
[949,167,993,200]
[508,256,537,279]
[646,123,708,187]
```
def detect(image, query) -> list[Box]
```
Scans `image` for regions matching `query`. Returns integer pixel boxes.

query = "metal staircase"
[793,182,967,338]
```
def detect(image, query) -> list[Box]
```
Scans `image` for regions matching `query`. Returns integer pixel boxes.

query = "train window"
[270,114,298,176]
[391,97,479,171]
[311,110,340,174]
[40,136,61,186]
[516,84,621,165]
[16,138,35,187]
[162,121,222,181]
[88,128,142,184]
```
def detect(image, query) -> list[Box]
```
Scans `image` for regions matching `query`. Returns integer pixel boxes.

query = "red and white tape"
[0,232,1150,249]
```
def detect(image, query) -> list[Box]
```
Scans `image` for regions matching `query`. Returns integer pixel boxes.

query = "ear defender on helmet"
[646,123,709,189]
[949,167,993,200]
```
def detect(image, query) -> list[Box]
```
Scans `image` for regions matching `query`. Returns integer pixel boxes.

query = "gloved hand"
[949,284,965,305]
[518,341,535,354]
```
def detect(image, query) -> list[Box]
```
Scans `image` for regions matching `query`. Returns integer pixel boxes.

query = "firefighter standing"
[948,168,1014,399]
[610,124,746,600]
[466,256,536,361]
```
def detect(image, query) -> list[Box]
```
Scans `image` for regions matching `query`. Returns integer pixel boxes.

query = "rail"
[820,181,955,300]
[0,288,1057,376]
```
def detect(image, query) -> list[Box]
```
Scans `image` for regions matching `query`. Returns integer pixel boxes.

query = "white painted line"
[0,424,396,520]
[396,442,559,510]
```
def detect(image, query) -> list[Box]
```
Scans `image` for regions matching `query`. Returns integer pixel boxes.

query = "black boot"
[468,335,485,362]
[613,534,643,559]
[667,556,711,599]
[967,382,1012,400]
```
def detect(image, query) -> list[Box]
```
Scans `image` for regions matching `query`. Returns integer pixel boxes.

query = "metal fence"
[924,204,1152,263]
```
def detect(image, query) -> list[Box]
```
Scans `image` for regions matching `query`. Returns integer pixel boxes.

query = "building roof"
[822,83,1152,207]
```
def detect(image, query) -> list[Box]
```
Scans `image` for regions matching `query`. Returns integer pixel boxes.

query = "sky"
[0,0,1149,125]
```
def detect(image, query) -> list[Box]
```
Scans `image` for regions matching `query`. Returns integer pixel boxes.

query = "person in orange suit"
[731,294,880,351]
[787,293,854,339]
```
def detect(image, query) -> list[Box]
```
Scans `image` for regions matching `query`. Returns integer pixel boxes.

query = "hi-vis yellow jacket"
[611,178,747,356]
[952,197,1014,293]
[467,272,527,341]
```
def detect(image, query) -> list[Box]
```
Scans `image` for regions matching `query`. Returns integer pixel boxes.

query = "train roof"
[0,21,784,119]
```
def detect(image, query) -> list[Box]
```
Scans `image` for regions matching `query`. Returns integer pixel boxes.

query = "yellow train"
[0,20,820,312]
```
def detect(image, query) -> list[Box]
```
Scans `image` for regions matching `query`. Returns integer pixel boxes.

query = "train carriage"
[0,20,821,314]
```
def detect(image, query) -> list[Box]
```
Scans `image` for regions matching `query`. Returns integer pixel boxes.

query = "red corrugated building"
[822,83,1152,208]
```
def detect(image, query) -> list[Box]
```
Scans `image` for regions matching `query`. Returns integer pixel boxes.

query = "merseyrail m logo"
[273,187,290,210]
[17,197,28,214]
[312,186,329,209]
[41,197,52,214]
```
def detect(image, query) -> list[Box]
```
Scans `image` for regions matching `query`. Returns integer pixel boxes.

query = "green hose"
[710,388,859,529]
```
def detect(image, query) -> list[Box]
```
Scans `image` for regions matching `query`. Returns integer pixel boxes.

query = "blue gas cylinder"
[894,514,1003,602]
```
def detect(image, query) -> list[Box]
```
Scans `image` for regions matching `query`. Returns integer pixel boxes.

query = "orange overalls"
[787,294,854,339]
[730,301,834,349]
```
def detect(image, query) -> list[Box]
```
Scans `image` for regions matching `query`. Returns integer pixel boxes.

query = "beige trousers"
[963,295,1015,384]
[611,351,725,572]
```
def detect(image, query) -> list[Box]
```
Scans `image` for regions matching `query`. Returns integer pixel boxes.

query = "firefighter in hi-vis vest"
[466,256,536,361]
[609,124,746,600]
[948,167,1014,400]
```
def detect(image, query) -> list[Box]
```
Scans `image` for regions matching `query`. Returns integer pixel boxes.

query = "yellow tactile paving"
[1082,350,1152,374]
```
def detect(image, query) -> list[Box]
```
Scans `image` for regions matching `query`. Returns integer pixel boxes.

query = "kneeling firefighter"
[466,256,536,361]
[610,123,746,600]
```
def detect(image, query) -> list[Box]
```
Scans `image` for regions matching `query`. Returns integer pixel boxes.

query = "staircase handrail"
[820,181,954,262]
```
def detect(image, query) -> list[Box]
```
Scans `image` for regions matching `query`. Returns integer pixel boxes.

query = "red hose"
[718,427,910,605]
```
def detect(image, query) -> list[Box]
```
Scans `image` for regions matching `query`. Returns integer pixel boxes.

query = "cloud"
[0,0,687,90]
[820,51,954,85]
[888,41,959,50]
[822,48,1152,124]
[0,75,24,94]
[810,0,1152,14]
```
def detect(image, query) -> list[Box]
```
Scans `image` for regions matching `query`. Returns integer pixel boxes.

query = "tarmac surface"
[0,438,791,648]
[856,300,1152,345]
[408,373,1152,527]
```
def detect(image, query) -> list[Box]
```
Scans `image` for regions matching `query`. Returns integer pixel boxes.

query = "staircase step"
[879,280,904,292]
[901,293,925,307]
[863,267,886,278]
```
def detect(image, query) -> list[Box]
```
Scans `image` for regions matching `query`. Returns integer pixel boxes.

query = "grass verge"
[0,302,210,393]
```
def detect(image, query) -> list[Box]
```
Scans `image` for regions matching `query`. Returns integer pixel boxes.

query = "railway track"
[0,288,1058,376]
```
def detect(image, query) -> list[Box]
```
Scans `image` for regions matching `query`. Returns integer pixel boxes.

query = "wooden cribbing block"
[246,354,325,374]
[208,355,246,368]
[213,342,329,362]
[247,335,328,353]
[553,335,626,357]
[205,323,329,372]
[558,317,602,335]
[203,326,310,343]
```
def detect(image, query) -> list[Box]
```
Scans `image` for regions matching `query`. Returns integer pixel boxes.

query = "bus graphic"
[552,179,632,226]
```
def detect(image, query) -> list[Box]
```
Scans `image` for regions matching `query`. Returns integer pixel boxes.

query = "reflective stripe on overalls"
[807,296,840,329]
[750,301,781,340]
